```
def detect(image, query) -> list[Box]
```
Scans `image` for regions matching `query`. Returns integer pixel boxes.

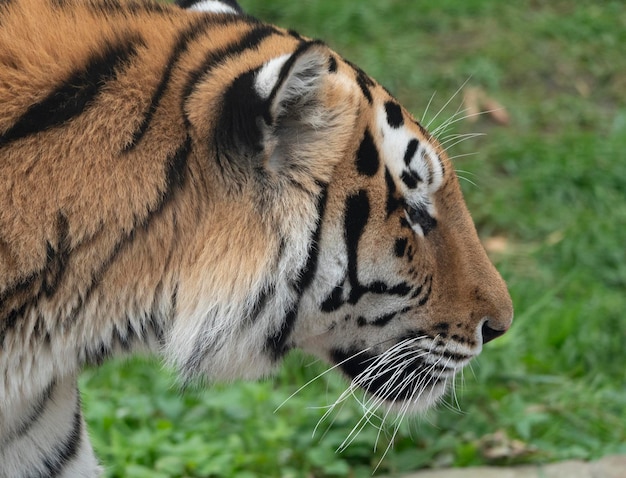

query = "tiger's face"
[283,54,514,412]
[157,26,512,413]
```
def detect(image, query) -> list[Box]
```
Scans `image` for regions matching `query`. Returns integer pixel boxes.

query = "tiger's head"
[172,34,512,413]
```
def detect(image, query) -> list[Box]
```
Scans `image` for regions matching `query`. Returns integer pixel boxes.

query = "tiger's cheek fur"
[163,50,362,381]
[295,173,432,352]
[290,96,512,407]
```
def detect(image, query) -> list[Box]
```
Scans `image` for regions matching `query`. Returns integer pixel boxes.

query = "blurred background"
[81,1,626,476]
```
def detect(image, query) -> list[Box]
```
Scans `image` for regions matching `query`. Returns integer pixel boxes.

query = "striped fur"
[0,0,513,475]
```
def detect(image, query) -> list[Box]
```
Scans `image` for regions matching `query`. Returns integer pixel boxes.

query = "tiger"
[0,0,514,475]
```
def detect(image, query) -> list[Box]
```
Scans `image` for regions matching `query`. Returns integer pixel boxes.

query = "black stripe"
[355,70,374,104]
[386,282,413,296]
[0,304,27,346]
[124,16,225,151]
[411,118,430,137]
[372,306,412,327]
[0,380,56,450]
[394,237,408,257]
[88,0,170,15]
[344,190,370,304]
[346,60,374,104]
[320,284,344,312]
[411,119,442,178]
[112,317,136,352]
[215,67,268,156]
[418,277,432,306]
[170,284,179,321]
[365,280,412,298]
[183,327,225,376]
[287,29,303,40]
[385,101,404,128]
[0,213,70,344]
[42,213,70,297]
[35,391,83,478]
[407,204,437,235]
[404,138,419,166]
[405,243,415,262]
[293,184,328,294]
[321,278,412,314]
[370,312,396,327]
[328,55,338,73]
[248,284,273,323]
[182,24,278,122]
[399,216,412,230]
[385,167,402,217]
[265,307,297,360]
[265,185,328,359]
[0,36,142,147]
[401,170,419,189]
[83,341,112,366]
[164,136,191,193]
[371,310,406,327]
[355,129,379,177]
[412,274,432,305]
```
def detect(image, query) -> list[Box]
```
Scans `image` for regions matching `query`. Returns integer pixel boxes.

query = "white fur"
[254,54,291,99]
[0,376,101,478]
[376,104,443,218]
[188,0,238,14]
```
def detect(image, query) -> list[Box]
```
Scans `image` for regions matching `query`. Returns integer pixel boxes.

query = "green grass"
[80,0,626,476]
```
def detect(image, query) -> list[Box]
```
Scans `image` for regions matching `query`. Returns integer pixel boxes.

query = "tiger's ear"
[215,43,348,173]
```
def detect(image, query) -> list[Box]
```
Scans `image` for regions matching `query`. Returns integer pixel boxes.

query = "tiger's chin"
[380,381,449,415]
[329,346,461,414]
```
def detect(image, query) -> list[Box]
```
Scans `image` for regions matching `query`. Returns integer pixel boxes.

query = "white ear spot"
[188,0,239,14]
[254,54,291,99]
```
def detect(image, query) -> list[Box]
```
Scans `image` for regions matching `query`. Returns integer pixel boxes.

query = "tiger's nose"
[473,283,514,345]
[479,301,513,345]
[481,318,508,344]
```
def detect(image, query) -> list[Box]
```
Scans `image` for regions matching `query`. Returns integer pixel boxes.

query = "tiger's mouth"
[329,334,474,408]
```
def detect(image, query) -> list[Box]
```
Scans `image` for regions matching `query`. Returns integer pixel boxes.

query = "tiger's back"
[0,0,513,476]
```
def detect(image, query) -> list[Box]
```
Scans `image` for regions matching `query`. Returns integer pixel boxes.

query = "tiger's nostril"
[481,320,507,344]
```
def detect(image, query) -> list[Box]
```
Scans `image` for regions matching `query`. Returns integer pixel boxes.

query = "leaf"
[463,87,482,123]
[154,456,186,475]
[463,87,510,125]
[478,430,537,462]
